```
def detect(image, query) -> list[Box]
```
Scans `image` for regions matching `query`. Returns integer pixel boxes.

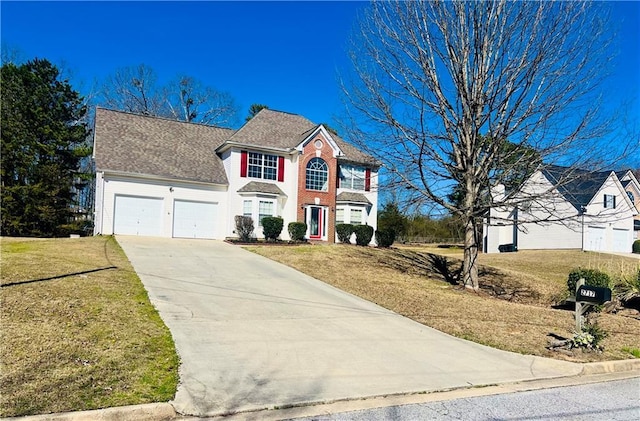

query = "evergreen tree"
[1,58,91,237]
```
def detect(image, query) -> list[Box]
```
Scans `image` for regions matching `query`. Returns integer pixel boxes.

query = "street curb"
[580,358,640,375]
[4,360,638,421]
[3,403,176,421]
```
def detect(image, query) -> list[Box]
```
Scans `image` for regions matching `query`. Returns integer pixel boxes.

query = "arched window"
[306,158,328,191]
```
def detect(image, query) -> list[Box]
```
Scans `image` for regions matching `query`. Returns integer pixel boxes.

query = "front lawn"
[0,236,179,417]
[248,245,640,362]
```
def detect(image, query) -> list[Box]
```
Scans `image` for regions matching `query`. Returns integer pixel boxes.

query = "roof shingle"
[94,108,233,184]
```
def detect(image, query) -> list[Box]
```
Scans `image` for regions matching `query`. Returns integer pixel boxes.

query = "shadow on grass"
[366,247,541,303]
[0,266,117,288]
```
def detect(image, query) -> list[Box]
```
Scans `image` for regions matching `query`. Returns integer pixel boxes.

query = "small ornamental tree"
[288,222,307,242]
[235,215,254,242]
[354,224,374,246]
[262,216,283,241]
[336,223,354,243]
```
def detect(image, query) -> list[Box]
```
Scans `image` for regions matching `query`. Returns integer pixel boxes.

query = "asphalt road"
[288,377,640,421]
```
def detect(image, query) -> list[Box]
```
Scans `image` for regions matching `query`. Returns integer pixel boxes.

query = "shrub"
[354,224,374,246]
[262,216,283,241]
[375,229,395,248]
[571,320,607,351]
[288,222,307,242]
[567,268,612,294]
[234,215,254,242]
[616,267,640,306]
[336,223,354,244]
[633,240,640,254]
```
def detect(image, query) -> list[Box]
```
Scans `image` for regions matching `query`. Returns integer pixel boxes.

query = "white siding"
[97,172,228,239]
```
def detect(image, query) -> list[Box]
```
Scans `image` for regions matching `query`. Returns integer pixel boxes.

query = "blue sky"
[1,0,639,166]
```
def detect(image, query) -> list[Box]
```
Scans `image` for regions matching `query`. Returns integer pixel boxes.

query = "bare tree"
[164,76,238,126]
[101,65,238,126]
[102,64,165,116]
[342,1,633,290]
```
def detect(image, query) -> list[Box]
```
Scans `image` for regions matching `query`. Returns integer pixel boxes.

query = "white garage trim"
[114,195,164,236]
[173,200,218,239]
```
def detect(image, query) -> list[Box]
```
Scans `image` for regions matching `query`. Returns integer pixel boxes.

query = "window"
[336,208,345,224]
[248,152,278,180]
[258,200,274,225]
[243,200,252,217]
[340,165,365,190]
[604,194,616,209]
[350,208,363,225]
[628,191,635,203]
[306,158,328,191]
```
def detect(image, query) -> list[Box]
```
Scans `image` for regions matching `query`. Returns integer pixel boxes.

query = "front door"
[307,206,327,240]
[309,206,322,239]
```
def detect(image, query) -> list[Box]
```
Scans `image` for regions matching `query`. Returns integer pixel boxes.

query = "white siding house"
[93,108,379,243]
[483,166,638,254]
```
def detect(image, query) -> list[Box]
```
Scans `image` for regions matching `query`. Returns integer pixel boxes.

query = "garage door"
[114,195,163,236]
[586,226,606,252]
[173,200,217,239]
[612,229,631,253]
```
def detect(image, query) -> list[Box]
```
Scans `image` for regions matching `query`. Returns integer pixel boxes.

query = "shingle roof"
[542,166,611,211]
[230,109,377,166]
[237,181,286,196]
[336,192,371,205]
[94,108,233,184]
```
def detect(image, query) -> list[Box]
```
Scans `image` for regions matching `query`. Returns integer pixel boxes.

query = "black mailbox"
[576,285,612,304]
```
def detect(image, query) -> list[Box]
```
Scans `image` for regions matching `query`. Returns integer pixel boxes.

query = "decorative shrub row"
[234,215,254,242]
[336,223,354,243]
[288,222,307,242]
[354,225,374,246]
[375,229,396,248]
[262,216,284,241]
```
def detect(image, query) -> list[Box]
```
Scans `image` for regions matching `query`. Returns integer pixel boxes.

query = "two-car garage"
[585,225,633,253]
[112,195,219,239]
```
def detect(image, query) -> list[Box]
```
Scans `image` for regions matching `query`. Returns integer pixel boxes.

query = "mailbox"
[576,285,612,304]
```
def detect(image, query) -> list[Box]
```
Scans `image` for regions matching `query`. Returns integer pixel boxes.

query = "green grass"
[622,347,640,358]
[0,236,179,417]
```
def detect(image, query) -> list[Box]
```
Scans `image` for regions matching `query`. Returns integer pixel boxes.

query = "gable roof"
[227,109,378,166]
[336,192,371,205]
[541,166,611,211]
[93,108,233,184]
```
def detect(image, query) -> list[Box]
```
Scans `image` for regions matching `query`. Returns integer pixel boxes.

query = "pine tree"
[1,58,91,236]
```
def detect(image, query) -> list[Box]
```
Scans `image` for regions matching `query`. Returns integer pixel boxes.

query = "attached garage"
[612,228,631,253]
[173,200,217,239]
[113,195,163,236]
[586,226,606,252]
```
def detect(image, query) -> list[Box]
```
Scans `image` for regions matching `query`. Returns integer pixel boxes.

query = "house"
[617,170,640,240]
[92,108,379,242]
[483,166,639,253]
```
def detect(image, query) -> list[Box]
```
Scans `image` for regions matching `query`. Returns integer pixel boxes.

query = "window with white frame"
[336,207,345,224]
[243,200,252,217]
[604,194,616,209]
[340,165,365,190]
[258,200,275,225]
[628,191,635,203]
[248,152,278,180]
[306,158,328,191]
[350,208,363,225]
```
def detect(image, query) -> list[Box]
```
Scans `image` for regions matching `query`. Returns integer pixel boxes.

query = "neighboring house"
[92,108,379,242]
[483,166,639,253]
[617,170,640,239]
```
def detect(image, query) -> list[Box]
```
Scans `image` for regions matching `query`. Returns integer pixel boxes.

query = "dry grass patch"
[247,244,640,362]
[0,236,178,417]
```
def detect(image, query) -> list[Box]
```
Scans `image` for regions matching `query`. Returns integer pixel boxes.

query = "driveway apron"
[117,236,582,417]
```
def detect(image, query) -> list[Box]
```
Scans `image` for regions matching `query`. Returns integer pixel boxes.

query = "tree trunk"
[462,217,479,291]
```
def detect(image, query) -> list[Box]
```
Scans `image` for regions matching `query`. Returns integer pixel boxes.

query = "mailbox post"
[575,278,612,331]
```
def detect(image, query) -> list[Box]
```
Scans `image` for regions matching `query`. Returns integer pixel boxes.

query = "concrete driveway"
[117,236,582,417]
